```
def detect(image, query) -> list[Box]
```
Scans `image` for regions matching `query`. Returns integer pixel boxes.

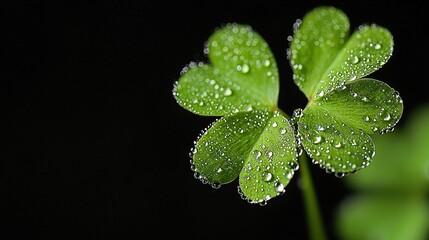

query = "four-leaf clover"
[173,6,403,204]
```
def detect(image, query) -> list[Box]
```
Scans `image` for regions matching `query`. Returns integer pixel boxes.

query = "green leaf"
[315,26,393,99]
[312,79,403,134]
[345,105,429,192]
[298,104,375,174]
[291,6,350,98]
[291,7,393,99]
[298,79,403,174]
[174,24,279,116]
[192,110,297,202]
[239,111,298,203]
[336,195,429,240]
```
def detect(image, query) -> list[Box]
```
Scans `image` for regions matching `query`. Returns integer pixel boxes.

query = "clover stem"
[299,153,327,240]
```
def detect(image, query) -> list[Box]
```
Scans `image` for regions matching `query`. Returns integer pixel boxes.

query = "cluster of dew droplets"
[175,23,281,116]
[343,81,402,135]
[291,108,304,161]
[174,60,259,115]
[318,24,393,98]
[379,90,403,135]
[291,109,351,177]
[286,18,302,86]
[188,120,222,189]
[292,108,372,178]
[237,186,270,206]
[235,112,298,206]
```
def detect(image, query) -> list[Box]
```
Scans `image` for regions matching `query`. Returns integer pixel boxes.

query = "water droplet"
[211,182,221,189]
[371,126,379,132]
[263,59,271,67]
[290,161,299,171]
[361,96,370,102]
[311,134,322,144]
[334,142,342,148]
[293,108,303,118]
[217,167,223,173]
[241,64,250,73]
[199,101,205,106]
[363,116,370,122]
[223,88,233,96]
[383,113,391,121]
[374,43,381,49]
[262,171,273,182]
[274,182,285,193]
[335,172,345,178]
[280,128,287,135]
[259,200,268,206]
[318,91,325,97]
[267,151,273,158]
[317,126,325,131]
[351,56,359,64]
[350,76,357,81]
[272,122,278,127]
[253,150,262,159]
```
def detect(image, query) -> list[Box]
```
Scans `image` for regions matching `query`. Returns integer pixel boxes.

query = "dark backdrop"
[1,1,428,239]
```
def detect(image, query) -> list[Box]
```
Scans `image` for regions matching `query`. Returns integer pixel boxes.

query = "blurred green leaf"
[336,195,429,240]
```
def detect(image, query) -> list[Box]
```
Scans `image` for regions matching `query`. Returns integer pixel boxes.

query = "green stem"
[299,153,327,240]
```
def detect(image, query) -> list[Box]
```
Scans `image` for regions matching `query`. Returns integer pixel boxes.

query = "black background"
[1,1,428,239]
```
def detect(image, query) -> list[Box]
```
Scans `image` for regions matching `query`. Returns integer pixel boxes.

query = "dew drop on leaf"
[262,171,273,182]
[383,113,391,121]
[335,172,345,178]
[223,88,233,96]
[313,135,322,144]
[334,142,342,148]
[241,64,250,73]
[274,182,285,193]
[351,56,360,64]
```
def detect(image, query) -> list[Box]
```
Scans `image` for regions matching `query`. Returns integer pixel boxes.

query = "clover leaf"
[173,24,298,204]
[174,24,279,116]
[173,6,403,205]
[290,6,403,174]
[335,105,429,240]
